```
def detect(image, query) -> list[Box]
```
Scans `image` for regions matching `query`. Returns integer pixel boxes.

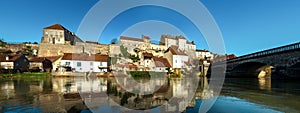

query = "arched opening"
[230,62,274,78]
[287,62,300,78]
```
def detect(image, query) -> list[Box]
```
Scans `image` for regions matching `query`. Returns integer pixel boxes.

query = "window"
[90,62,93,66]
[58,38,60,42]
[175,60,177,63]
[100,62,103,66]
[66,62,70,66]
[77,62,81,67]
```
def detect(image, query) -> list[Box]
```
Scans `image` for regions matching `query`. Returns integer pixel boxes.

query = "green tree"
[111,38,118,44]
[120,45,130,58]
[0,39,7,47]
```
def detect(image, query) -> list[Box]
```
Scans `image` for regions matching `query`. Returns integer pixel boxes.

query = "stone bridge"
[216,42,300,78]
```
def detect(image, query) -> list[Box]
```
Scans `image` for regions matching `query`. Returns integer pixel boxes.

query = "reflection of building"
[0,81,15,99]
[60,53,108,72]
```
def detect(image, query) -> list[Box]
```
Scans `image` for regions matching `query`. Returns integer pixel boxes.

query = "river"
[0,76,299,113]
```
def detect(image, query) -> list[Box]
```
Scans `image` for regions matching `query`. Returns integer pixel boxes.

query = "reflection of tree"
[42,78,53,93]
[120,92,134,106]
[64,82,72,93]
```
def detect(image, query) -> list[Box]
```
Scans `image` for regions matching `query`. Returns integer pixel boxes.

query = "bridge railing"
[227,42,300,63]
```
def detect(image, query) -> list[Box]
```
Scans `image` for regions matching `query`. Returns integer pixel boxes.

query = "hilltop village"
[0,24,236,76]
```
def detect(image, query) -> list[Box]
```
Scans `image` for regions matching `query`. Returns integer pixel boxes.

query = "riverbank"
[0,72,51,78]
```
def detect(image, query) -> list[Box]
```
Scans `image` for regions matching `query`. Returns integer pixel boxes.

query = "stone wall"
[4,44,39,53]
[38,42,109,57]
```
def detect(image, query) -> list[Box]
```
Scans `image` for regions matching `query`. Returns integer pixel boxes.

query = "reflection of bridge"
[224,42,300,78]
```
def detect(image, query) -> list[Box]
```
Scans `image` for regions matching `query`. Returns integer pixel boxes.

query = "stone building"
[159,34,196,51]
[119,35,151,54]
[41,24,83,44]
[38,24,109,57]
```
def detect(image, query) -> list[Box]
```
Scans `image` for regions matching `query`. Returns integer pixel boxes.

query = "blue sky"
[0,0,299,56]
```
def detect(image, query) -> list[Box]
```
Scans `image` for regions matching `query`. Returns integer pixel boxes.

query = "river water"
[0,76,299,113]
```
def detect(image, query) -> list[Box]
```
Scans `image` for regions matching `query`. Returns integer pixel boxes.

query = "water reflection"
[2,76,299,112]
[258,78,271,91]
[0,76,214,112]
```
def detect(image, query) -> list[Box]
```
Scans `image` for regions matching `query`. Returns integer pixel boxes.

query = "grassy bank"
[0,72,51,77]
[129,71,166,82]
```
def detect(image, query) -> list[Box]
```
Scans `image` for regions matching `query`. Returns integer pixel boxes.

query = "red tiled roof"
[45,56,61,62]
[176,35,186,39]
[161,34,176,40]
[117,63,137,69]
[29,56,61,62]
[153,57,171,67]
[196,49,209,52]
[62,53,108,62]
[226,54,237,59]
[142,52,153,57]
[43,24,66,30]
[28,57,46,62]
[165,46,187,55]
[187,41,195,45]
[0,54,23,62]
[142,35,150,40]
[120,36,144,42]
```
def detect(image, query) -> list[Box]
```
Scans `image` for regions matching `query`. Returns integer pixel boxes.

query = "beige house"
[41,24,83,44]
[28,56,62,72]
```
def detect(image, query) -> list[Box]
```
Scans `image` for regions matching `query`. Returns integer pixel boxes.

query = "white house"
[60,53,108,72]
[164,46,188,73]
